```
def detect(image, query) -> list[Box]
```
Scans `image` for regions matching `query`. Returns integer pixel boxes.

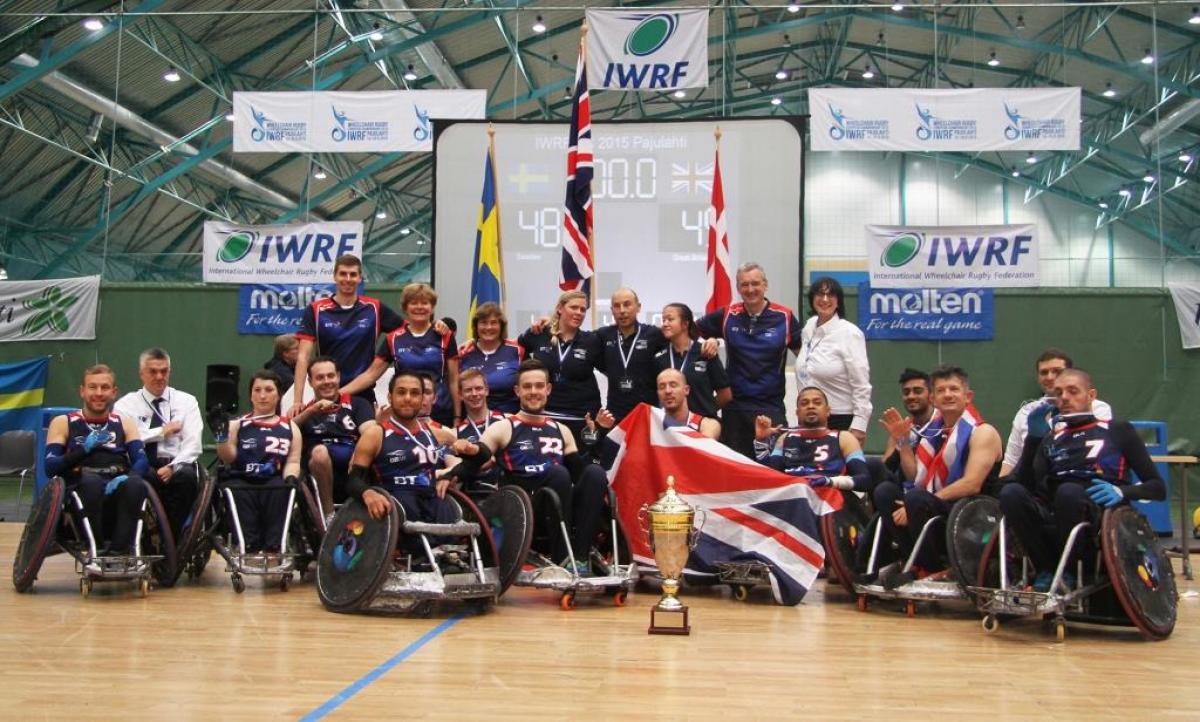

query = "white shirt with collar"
[794,315,873,433]
[114,385,203,466]
[1002,396,1114,469]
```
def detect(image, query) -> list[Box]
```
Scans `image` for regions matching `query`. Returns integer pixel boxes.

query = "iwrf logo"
[217,230,257,263]
[881,233,923,267]
[602,13,690,89]
[624,14,677,56]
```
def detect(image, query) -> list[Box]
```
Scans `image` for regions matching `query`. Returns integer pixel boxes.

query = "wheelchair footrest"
[403,520,480,536]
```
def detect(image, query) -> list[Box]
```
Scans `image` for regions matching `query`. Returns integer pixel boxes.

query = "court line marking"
[300,613,464,721]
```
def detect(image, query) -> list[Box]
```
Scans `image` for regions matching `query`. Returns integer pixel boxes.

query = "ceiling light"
[376,210,387,220]
[532,15,546,33]
[1098,201,1109,209]
[1141,49,1154,65]
[1190,7,1200,25]
[775,69,788,80]
[404,64,418,81]
[416,239,426,246]
[1010,167,1020,178]
[401,227,412,235]
[1103,82,1116,98]
[82,17,104,31]
[1016,14,1026,30]
[892,2,904,12]
[1025,151,1038,164]
[1118,187,1132,197]
[224,112,235,121]
[314,169,327,180]
[862,66,875,80]
[770,97,782,106]
[1179,151,1193,163]
[1143,171,1156,183]
[370,23,383,42]
[786,2,800,13]
[672,89,686,99]
[163,67,181,83]
[987,51,1000,67]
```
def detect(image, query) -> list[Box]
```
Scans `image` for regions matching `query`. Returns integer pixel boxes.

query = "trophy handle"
[637,504,651,535]
[689,509,707,549]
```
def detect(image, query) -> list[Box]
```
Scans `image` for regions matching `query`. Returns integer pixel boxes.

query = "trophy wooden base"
[648,605,691,635]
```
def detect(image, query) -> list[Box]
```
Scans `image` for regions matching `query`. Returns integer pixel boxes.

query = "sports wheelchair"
[967,504,1176,641]
[12,476,177,597]
[316,486,530,615]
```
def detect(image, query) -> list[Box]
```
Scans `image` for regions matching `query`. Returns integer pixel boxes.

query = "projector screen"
[432,118,804,333]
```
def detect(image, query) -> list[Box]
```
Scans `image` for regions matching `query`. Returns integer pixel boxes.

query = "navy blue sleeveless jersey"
[65,411,131,480]
[458,340,524,413]
[663,411,705,433]
[499,417,566,478]
[456,411,507,483]
[596,322,667,421]
[298,394,375,447]
[697,301,801,414]
[373,419,444,493]
[653,340,730,420]
[299,296,403,383]
[1044,419,1129,488]
[377,322,458,420]
[517,329,602,419]
[771,430,846,477]
[232,416,293,480]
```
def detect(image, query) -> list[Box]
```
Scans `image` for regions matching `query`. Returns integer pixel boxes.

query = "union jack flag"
[914,404,984,492]
[559,36,594,295]
[605,404,842,605]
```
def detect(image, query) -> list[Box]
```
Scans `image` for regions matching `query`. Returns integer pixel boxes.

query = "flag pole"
[581,20,597,331]
[488,122,506,310]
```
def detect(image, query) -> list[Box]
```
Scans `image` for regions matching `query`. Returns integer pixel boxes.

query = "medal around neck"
[639,475,704,635]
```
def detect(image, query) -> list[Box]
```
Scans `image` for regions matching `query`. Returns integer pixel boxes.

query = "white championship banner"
[203,221,364,284]
[0,275,100,342]
[232,90,486,153]
[1168,282,1200,350]
[868,224,1040,288]
[810,87,1080,152]
[586,9,709,91]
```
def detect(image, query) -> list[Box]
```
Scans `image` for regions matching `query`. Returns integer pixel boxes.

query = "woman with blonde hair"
[517,290,603,442]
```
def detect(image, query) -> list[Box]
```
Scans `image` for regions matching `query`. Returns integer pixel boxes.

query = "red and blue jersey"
[232,415,293,480]
[377,322,458,420]
[458,340,524,414]
[373,418,444,492]
[65,411,130,480]
[499,417,566,478]
[298,296,402,382]
[697,301,801,414]
[771,430,846,477]
[1045,418,1127,487]
[298,394,375,447]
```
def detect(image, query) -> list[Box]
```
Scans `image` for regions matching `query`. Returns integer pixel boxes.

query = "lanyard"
[616,324,643,372]
[141,390,169,424]
[397,420,438,457]
[467,414,496,440]
[555,338,575,369]
[668,342,691,371]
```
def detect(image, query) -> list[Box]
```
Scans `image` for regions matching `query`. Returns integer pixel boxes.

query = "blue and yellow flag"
[0,357,48,432]
[468,144,504,336]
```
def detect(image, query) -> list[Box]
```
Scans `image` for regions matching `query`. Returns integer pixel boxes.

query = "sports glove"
[104,475,128,496]
[1087,480,1124,508]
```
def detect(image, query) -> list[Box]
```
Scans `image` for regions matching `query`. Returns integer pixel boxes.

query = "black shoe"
[879,563,914,590]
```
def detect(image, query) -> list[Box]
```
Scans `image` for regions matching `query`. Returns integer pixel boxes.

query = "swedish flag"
[468,144,504,336]
[0,357,48,432]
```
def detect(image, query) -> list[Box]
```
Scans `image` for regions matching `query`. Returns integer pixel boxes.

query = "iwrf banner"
[867,224,1039,289]
[586,9,708,90]
[232,90,486,153]
[0,276,100,342]
[1167,283,1200,349]
[810,87,1080,152]
[0,357,47,432]
[203,221,363,284]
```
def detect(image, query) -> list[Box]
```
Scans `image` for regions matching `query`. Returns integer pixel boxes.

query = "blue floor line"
[300,613,464,721]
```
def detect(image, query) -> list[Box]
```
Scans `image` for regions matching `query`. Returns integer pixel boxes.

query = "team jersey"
[697,300,801,414]
[499,417,566,478]
[456,411,507,483]
[596,322,667,421]
[232,415,293,480]
[65,411,131,481]
[653,340,730,419]
[377,322,458,421]
[372,418,444,493]
[1042,417,1132,491]
[663,411,704,433]
[298,296,402,383]
[458,340,524,413]
[517,328,602,419]
[298,394,375,447]
[771,430,846,477]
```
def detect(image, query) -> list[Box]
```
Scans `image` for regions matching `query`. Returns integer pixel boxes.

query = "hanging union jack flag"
[559,35,595,294]
[605,404,843,606]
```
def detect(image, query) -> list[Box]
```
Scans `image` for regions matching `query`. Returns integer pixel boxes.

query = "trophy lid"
[648,476,693,514]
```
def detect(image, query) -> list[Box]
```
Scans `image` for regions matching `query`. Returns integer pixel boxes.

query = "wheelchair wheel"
[449,488,501,573]
[316,498,399,613]
[12,477,65,592]
[171,468,215,585]
[820,491,870,597]
[142,480,179,588]
[1101,506,1177,640]
[478,485,534,594]
[945,495,1001,589]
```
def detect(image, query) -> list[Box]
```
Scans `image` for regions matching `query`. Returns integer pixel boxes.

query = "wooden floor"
[2,522,1198,721]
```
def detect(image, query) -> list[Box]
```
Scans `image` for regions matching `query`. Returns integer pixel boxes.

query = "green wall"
[3,284,1197,455]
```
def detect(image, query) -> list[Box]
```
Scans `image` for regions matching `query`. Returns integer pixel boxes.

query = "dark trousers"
[390,488,455,555]
[506,463,607,563]
[149,461,198,542]
[999,482,1099,575]
[873,481,951,571]
[722,408,784,459]
[229,476,290,553]
[72,472,148,554]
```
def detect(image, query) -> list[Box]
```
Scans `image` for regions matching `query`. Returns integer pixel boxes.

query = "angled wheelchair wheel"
[141,479,179,588]
[171,468,215,585]
[820,491,871,597]
[449,488,501,572]
[293,477,327,556]
[945,495,1001,589]
[478,485,534,594]
[317,498,399,613]
[1102,506,1177,640]
[13,477,66,592]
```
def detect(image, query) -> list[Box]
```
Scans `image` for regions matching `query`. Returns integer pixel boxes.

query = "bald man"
[657,369,721,439]
[597,288,667,422]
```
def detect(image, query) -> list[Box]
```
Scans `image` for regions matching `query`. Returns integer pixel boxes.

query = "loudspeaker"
[205,364,240,416]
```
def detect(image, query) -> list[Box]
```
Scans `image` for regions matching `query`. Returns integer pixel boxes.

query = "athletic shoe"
[1030,572,1055,593]
[879,563,914,590]
[560,558,590,576]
